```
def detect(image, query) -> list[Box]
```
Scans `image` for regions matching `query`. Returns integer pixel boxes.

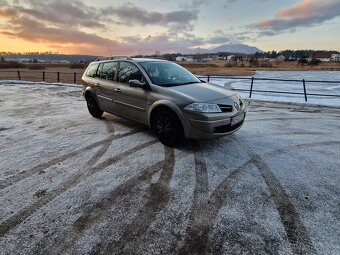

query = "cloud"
[0,0,203,54]
[3,17,116,45]
[0,6,16,18]
[250,0,340,35]
[0,0,253,54]
[120,34,205,54]
[1,0,109,28]
[103,5,198,34]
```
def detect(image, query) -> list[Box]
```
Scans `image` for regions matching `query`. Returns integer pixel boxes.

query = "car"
[81,57,246,146]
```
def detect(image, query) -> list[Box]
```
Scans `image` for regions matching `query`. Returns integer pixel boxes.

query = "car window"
[86,63,99,78]
[99,62,117,81]
[118,62,143,84]
[139,61,200,87]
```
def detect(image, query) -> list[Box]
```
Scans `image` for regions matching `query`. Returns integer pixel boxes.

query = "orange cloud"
[276,0,334,19]
[254,20,272,29]
[0,8,16,18]
[249,0,340,34]
[0,1,202,54]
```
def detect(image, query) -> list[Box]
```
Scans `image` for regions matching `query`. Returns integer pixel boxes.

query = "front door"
[115,61,149,124]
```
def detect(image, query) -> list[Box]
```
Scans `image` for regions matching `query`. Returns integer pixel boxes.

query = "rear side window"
[86,63,99,77]
[118,62,143,84]
[99,62,117,80]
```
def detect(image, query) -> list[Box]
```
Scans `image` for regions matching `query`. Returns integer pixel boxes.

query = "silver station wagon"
[82,57,246,146]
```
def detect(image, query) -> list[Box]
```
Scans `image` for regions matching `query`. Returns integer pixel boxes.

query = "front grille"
[218,104,233,112]
[213,120,244,133]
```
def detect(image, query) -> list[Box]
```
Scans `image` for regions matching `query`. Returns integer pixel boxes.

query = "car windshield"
[139,61,201,87]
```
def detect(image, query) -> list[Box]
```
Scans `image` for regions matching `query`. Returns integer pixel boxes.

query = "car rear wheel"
[152,110,183,146]
[86,94,103,118]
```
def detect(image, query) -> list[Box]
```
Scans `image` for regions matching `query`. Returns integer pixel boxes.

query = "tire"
[152,110,183,146]
[86,93,103,118]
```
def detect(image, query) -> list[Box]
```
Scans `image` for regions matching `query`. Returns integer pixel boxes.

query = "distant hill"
[1,44,263,63]
[2,54,100,63]
[191,43,263,55]
[211,44,263,54]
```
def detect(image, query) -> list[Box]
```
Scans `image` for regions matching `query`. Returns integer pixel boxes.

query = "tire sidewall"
[86,94,103,118]
[152,110,183,146]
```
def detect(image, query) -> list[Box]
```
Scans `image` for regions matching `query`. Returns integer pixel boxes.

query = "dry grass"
[179,61,255,76]
[0,67,86,83]
[0,61,339,84]
[178,60,340,76]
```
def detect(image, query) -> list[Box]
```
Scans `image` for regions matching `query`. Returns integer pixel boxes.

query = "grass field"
[0,67,86,84]
[179,61,340,76]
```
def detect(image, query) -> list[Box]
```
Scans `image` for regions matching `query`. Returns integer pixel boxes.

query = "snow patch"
[0,80,81,88]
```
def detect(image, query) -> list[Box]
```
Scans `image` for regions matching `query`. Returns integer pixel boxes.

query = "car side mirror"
[129,80,146,88]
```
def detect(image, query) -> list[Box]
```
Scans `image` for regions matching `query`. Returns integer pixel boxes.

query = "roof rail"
[94,56,132,61]
[143,57,166,60]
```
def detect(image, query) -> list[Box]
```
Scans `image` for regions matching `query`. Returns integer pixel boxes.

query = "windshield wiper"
[159,81,201,87]
[173,81,200,86]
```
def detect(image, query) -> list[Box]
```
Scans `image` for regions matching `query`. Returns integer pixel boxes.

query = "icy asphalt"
[0,83,339,255]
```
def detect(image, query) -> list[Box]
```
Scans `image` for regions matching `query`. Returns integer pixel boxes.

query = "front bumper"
[183,110,246,139]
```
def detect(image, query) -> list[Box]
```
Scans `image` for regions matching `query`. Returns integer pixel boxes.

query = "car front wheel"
[152,110,183,146]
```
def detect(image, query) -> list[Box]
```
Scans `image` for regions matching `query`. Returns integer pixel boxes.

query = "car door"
[114,61,149,124]
[95,61,119,113]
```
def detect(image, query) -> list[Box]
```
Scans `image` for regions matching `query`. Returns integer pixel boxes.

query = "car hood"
[166,82,237,103]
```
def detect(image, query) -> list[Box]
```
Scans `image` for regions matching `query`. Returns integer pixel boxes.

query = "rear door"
[95,61,119,113]
[114,61,149,124]
[83,62,109,110]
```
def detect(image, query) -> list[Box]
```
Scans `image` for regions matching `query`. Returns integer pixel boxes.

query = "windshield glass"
[139,61,201,87]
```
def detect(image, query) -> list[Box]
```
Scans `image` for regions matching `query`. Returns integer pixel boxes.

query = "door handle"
[114,88,121,93]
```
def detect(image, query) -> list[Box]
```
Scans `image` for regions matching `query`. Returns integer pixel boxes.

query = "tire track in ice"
[177,138,334,254]
[232,136,317,255]
[52,149,191,255]
[177,141,210,255]
[0,137,111,190]
[177,147,260,254]
[101,145,175,254]
[0,138,157,238]
[0,121,139,190]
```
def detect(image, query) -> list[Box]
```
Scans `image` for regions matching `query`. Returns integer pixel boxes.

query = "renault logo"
[234,102,240,111]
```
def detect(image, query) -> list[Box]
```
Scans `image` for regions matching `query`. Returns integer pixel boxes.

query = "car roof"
[92,57,167,64]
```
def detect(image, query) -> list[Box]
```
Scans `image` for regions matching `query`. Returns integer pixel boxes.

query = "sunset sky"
[0,0,340,55]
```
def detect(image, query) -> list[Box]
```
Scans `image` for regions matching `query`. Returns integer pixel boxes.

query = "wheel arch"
[148,100,188,136]
[84,87,102,111]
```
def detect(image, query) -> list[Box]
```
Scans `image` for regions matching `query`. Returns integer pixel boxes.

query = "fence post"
[302,79,307,102]
[42,71,45,82]
[73,72,77,84]
[249,77,254,98]
[57,72,60,83]
[17,70,21,80]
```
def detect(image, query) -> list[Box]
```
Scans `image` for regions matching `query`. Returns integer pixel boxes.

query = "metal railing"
[0,70,82,84]
[1,71,340,102]
[197,75,340,102]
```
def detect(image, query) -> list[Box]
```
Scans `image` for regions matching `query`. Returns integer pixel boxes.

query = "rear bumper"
[183,110,246,139]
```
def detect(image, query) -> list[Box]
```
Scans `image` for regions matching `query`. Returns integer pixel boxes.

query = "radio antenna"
[107,46,112,56]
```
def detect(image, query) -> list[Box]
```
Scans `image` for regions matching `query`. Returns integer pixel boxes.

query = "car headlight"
[184,103,222,113]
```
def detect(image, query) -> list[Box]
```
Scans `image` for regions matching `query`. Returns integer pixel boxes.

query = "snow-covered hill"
[210,43,263,54]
